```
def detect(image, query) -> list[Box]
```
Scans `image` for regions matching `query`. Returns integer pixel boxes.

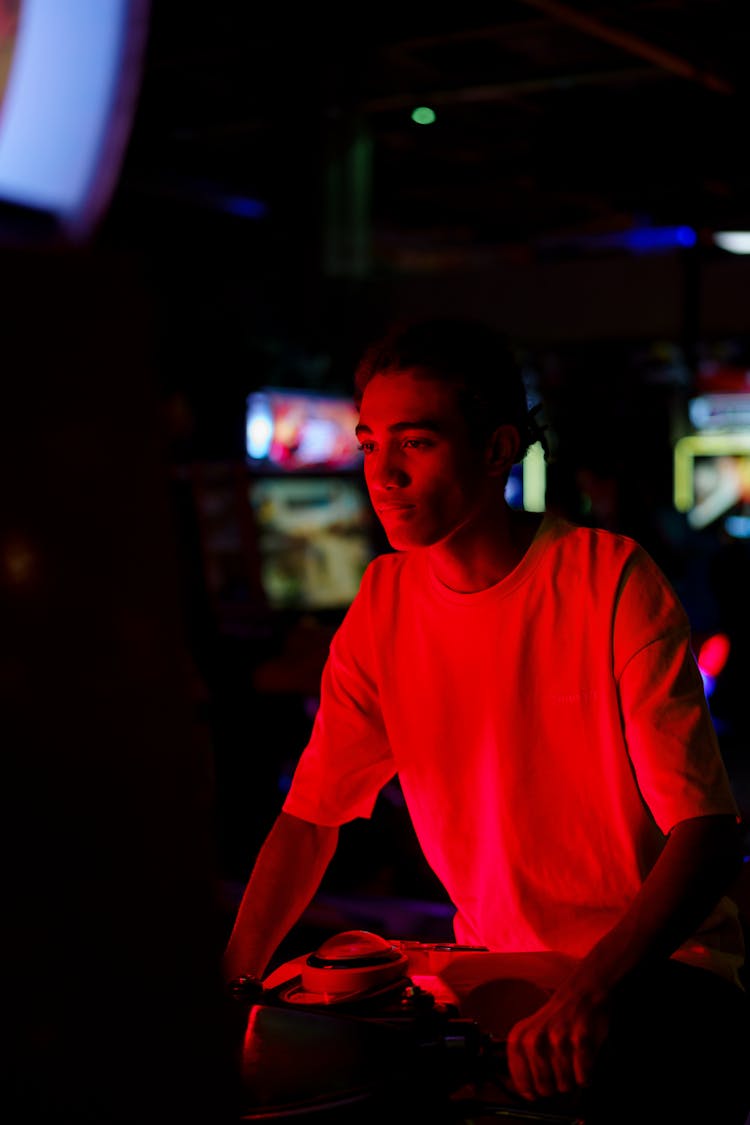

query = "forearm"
[223,811,339,982]
[567,812,744,996]
[506,812,743,1099]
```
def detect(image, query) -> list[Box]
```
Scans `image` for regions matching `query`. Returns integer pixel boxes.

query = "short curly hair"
[353,315,542,464]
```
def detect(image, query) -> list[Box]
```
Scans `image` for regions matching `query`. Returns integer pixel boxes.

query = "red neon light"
[697,633,731,679]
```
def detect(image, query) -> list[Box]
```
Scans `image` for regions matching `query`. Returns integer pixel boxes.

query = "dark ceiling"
[113,0,750,274]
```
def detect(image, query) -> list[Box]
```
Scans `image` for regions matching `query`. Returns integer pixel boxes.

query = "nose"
[365,447,410,491]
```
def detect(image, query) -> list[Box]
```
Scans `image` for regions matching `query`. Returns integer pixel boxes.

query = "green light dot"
[411,106,436,125]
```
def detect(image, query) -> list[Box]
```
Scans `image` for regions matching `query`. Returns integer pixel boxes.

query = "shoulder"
[358,549,413,595]
[544,517,680,607]
[340,550,429,630]
[542,515,645,570]
[329,551,414,663]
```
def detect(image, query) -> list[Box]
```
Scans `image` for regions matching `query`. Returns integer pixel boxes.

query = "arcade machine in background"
[243,387,380,800]
[671,366,750,852]
[185,388,390,904]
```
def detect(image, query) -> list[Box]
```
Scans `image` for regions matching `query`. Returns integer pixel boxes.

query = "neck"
[428,506,543,593]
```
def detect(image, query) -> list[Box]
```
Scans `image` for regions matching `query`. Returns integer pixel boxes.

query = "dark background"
[3,3,750,1121]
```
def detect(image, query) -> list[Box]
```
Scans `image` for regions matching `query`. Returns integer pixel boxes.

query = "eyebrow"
[355,418,444,437]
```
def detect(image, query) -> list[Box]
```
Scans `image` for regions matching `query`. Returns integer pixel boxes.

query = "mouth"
[376,503,415,515]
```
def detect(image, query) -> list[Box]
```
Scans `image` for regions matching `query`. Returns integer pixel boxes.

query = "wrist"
[227,972,265,1000]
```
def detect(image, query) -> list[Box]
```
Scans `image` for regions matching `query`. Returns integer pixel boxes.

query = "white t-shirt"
[283,515,744,985]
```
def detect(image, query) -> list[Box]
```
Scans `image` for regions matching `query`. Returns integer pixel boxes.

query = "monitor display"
[673,431,750,535]
[248,475,377,610]
[688,393,750,432]
[246,388,362,473]
[0,0,149,239]
[505,442,546,512]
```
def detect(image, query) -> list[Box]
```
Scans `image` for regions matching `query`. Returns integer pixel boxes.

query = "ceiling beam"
[516,0,733,96]
[360,65,658,113]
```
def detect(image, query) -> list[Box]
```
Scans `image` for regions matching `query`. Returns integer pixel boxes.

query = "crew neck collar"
[425,512,568,603]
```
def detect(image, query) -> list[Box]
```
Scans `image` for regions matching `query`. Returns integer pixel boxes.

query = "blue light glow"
[0,0,149,235]
[624,225,697,252]
[700,669,716,698]
[246,393,274,459]
[724,514,750,539]
[551,224,700,255]
[220,194,268,219]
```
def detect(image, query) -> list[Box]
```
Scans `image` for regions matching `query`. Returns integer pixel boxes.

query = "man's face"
[355,368,492,551]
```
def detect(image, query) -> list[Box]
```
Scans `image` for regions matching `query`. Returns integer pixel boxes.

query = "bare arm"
[222,811,339,983]
[507,812,744,1100]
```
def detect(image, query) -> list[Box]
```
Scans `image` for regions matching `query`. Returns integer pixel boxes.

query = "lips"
[376,503,415,515]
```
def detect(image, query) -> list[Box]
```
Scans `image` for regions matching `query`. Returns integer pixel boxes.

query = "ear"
[484,423,521,476]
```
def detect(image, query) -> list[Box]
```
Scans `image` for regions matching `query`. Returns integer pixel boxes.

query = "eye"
[357,441,375,454]
[403,437,433,450]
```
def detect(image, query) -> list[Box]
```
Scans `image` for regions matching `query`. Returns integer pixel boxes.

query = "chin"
[379,515,447,552]
[385,531,439,552]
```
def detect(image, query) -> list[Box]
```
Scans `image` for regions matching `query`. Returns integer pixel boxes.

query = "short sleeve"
[614,549,739,834]
[282,567,396,826]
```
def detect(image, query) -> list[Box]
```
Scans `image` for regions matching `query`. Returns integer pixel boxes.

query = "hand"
[505,981,611,1101]
[227,974,266,1003]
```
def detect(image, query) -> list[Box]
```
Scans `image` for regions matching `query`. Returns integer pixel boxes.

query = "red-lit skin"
[355,367,539,590]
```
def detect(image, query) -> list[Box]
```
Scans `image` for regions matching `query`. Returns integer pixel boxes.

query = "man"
[224,317,749,1122]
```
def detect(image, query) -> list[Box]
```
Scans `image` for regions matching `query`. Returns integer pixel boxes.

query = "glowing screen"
[0,0,149,236]
[248,475,377,610]
[673,431,750,534]
[505,442,546,512]
[246,388,363,473]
